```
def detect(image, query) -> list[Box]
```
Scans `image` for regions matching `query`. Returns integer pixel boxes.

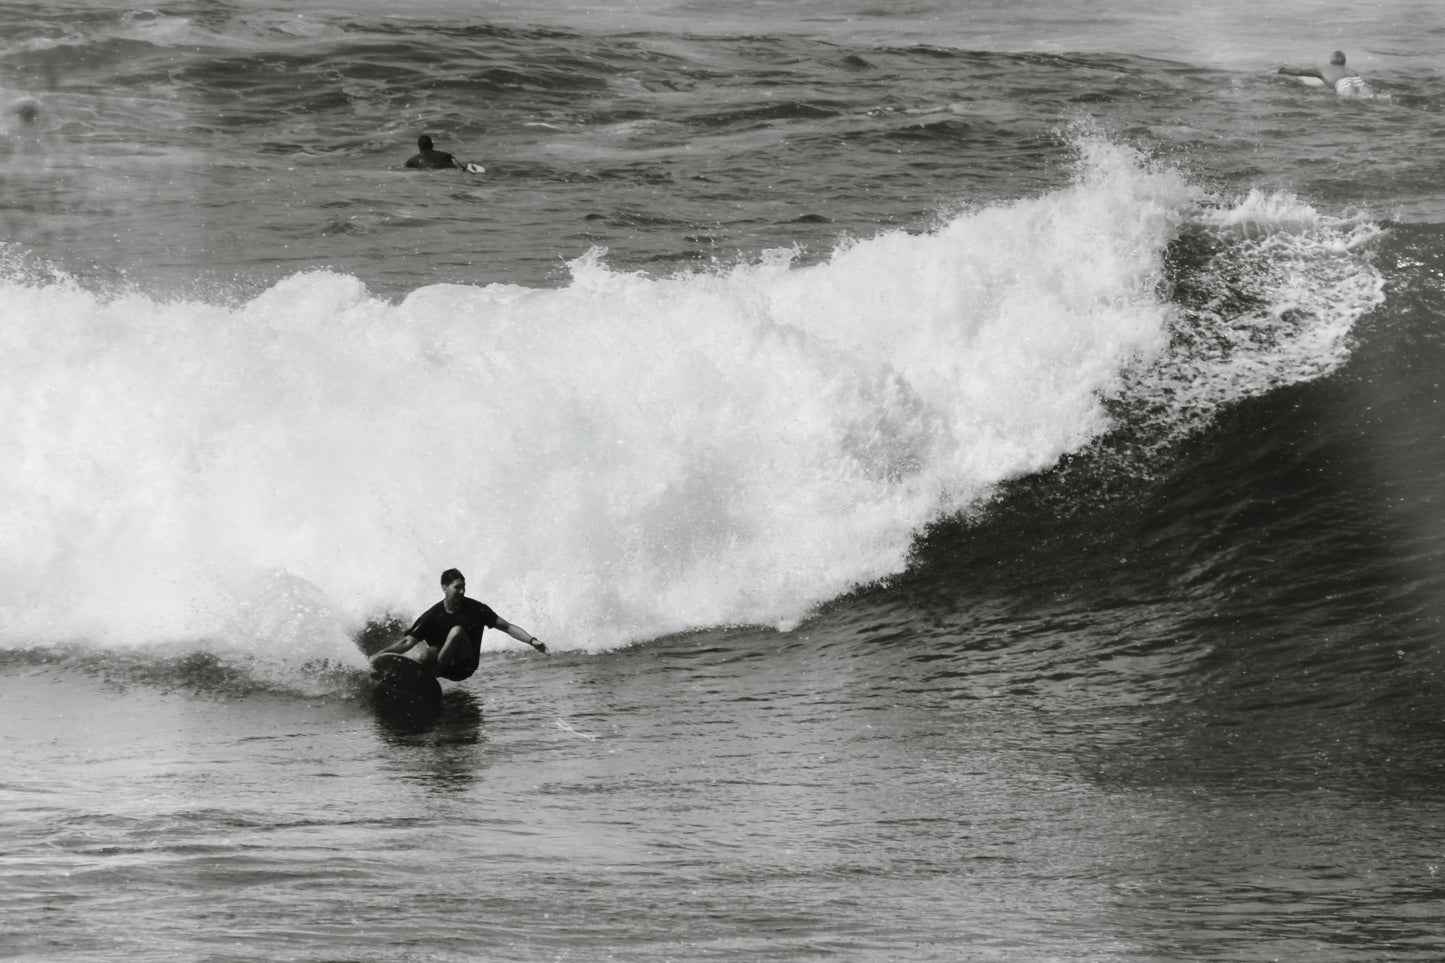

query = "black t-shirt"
[406,597,499,649]
[404,148,458,169]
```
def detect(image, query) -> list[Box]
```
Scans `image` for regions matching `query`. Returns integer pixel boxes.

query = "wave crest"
[0,138,1383,654]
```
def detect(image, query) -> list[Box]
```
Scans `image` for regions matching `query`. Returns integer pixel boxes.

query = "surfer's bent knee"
[436,626,478,680]
[441,625,472,657]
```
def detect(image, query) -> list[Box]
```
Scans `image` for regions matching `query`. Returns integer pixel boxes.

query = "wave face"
[0,138,1384,656]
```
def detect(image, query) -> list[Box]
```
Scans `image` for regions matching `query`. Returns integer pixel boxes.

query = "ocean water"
[3,1,1445,960]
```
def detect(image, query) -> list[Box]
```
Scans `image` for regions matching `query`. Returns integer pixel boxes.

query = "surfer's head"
[440,568,466,609]
[418,134,434,151]
[1330,50,1347,65]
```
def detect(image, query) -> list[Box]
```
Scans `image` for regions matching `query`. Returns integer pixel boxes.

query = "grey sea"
[4,1,1445,960]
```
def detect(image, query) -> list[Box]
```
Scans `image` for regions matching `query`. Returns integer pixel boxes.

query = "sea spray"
[0,139,1381,656]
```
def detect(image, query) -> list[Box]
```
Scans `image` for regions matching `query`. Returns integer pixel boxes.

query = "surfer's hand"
[531,638,548,654]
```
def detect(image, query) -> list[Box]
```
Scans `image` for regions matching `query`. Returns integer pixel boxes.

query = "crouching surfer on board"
[1277,50,1376,97]
[372,568,546,680]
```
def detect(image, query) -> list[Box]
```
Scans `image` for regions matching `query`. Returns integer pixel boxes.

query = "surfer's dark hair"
[441,568,464,585]
[418,134,434,150]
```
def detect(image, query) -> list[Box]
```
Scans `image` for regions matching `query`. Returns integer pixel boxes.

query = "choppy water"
[3,1,1445,960]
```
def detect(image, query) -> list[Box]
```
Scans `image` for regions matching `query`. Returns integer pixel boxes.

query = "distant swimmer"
[1277,51,1378,97]
[403,134,484,173]
[371,568,546,681]
[1,91,40,132]
[9,96,39,124]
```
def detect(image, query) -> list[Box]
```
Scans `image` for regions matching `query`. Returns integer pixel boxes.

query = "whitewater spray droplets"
[0,138,1382,655]
[1109,190,1386,465]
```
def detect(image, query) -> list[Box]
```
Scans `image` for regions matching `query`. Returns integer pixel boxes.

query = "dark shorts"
[434,645,479,681]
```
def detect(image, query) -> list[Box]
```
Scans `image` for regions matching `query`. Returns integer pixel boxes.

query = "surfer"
[2,92,40,132]
[7,96,39,125]
[1277,50,1366,90]
[405,134,463,170]
[371,568,547,680]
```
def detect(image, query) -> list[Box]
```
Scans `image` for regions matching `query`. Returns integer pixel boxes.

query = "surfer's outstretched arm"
[1277,65,1324,79]
[495,617,547,654]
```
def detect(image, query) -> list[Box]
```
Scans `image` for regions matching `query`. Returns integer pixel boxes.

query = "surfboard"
[370,653,442,708]
[1292,75,1386,100]
[1333,76,1384,99]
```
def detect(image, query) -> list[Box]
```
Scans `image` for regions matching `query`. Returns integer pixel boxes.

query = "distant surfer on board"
[371,568,546,680]
[1,90,41,135]
[404,134,484,173]
[1277,51,1376,97]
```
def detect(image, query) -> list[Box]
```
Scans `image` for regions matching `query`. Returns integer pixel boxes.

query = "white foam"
[0,138,1382,655]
